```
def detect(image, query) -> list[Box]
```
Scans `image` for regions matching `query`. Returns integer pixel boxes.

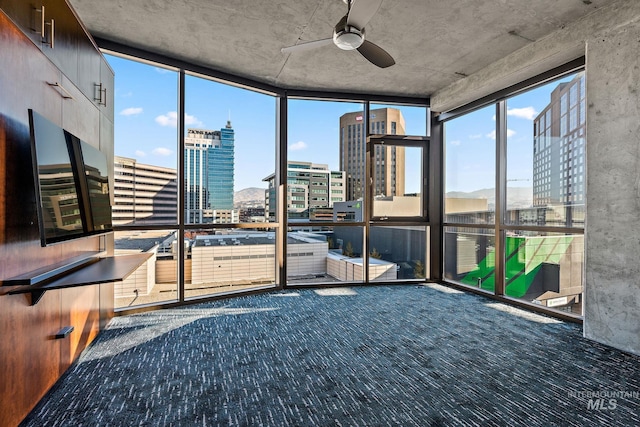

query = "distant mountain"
[234,187,266,208]
[446,187,533,209]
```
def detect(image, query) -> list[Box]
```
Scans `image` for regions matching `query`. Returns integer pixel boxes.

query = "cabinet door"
[76,31,101,106]
[0,291,63,427]
[40,0,80,82]
[99,57,115,118]
[0,0,44,47]
[59,285,100,369]
[61,73,100,145]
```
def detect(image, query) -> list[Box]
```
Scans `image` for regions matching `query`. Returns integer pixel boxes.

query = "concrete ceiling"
[68,0,605,99]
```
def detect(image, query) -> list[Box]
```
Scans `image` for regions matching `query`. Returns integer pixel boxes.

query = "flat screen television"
[29,109,112,246]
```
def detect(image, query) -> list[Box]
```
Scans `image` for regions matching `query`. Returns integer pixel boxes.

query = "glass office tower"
[185,121,235,223]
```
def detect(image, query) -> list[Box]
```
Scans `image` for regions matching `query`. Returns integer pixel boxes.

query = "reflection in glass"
[369,226,428,281]
[444,227,495,292]
[30,110,83,240]
[78,140,112,231]
[504,231,583,315]
[114,229,178,309]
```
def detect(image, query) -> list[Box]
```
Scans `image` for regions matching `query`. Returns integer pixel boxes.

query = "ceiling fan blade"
[357,40,395,68]
[281,38,333,54]
[347,0,383,29]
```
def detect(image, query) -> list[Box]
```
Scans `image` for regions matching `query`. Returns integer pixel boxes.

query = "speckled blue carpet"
[22,284,640,426]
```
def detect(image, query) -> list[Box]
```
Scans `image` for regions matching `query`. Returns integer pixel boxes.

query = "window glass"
[107,54,181,310]
[186,228,276,300]
[287,100,364,222]
[106,54,178,226]
[444,226,495,291]
[114,229,178,308]
[184,73,276,224]
[506,72,585,227]
[287,226,365,284]
[369,226,428,281]
[444,105,495,224]
[504,231,583,316]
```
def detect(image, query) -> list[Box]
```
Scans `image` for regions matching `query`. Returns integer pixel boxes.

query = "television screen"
[73,137,112,233]
[29,109,112,246]
[29,110,84,245]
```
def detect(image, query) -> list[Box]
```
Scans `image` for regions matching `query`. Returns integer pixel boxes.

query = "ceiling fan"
[281,0,395,68]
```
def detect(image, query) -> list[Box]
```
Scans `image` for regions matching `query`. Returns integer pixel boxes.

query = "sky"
[106,53,576,195]
[445,74,576,193]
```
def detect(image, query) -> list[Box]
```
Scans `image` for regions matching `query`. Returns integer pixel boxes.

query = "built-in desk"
[4,254,151,305]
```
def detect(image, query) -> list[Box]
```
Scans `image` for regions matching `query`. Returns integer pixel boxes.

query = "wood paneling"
[59,285,100,368]
[0,2,114,424]
[0,291,62,427]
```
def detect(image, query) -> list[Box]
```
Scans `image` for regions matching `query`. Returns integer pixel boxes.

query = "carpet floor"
[22,284,640,426]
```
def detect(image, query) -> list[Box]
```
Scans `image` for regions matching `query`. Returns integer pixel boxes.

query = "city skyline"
[106,53,577,196]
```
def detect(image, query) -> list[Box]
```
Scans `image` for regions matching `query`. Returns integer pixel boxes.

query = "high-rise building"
[185,122,235,223]
[113,156,178,226]
[533,73,586,207]
[339,108,406,201]
[263,161,345,221]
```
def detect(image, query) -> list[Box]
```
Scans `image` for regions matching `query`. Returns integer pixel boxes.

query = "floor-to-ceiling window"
[504,72,585,315]
[443,105,496,291]
[286,99,366,284]
[106,51,431,311]
[367,103,429,282]
[183,73,278,300]
[442,68,585,318]
[107,54,180,309]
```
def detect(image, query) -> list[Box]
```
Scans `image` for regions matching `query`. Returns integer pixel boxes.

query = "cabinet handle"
[94,83,107,106]
[33,6,45,38]
[44,18,55,48]
[55,326,74,339]
[47,82,74,100]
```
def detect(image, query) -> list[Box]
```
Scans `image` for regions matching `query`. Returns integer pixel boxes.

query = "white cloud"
[135,150,146,157]
[486,129,516,140]
[155,111,203,128]
[450,140,461,146]
[185,113,203,127]
[469,133,483,139]
[289,141,308,151]
[155,67,172,74]
[155,112,177,127]
[120,107,143,116]
[152,147,173,156]
[507,106,538,120]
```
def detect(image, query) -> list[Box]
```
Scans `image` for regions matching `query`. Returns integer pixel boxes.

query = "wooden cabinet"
[40,0,80,83]
[0,0,112,111]
[0,291,62,427]
[0,1,115,424]
[0,0,44,47]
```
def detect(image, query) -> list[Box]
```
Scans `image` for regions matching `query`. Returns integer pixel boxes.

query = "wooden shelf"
[6,254,152,305]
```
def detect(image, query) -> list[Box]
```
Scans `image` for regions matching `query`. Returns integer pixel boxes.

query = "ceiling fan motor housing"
[333,15,364,50]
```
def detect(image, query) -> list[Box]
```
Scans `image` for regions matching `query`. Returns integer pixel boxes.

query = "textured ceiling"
[68,0,605,98]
